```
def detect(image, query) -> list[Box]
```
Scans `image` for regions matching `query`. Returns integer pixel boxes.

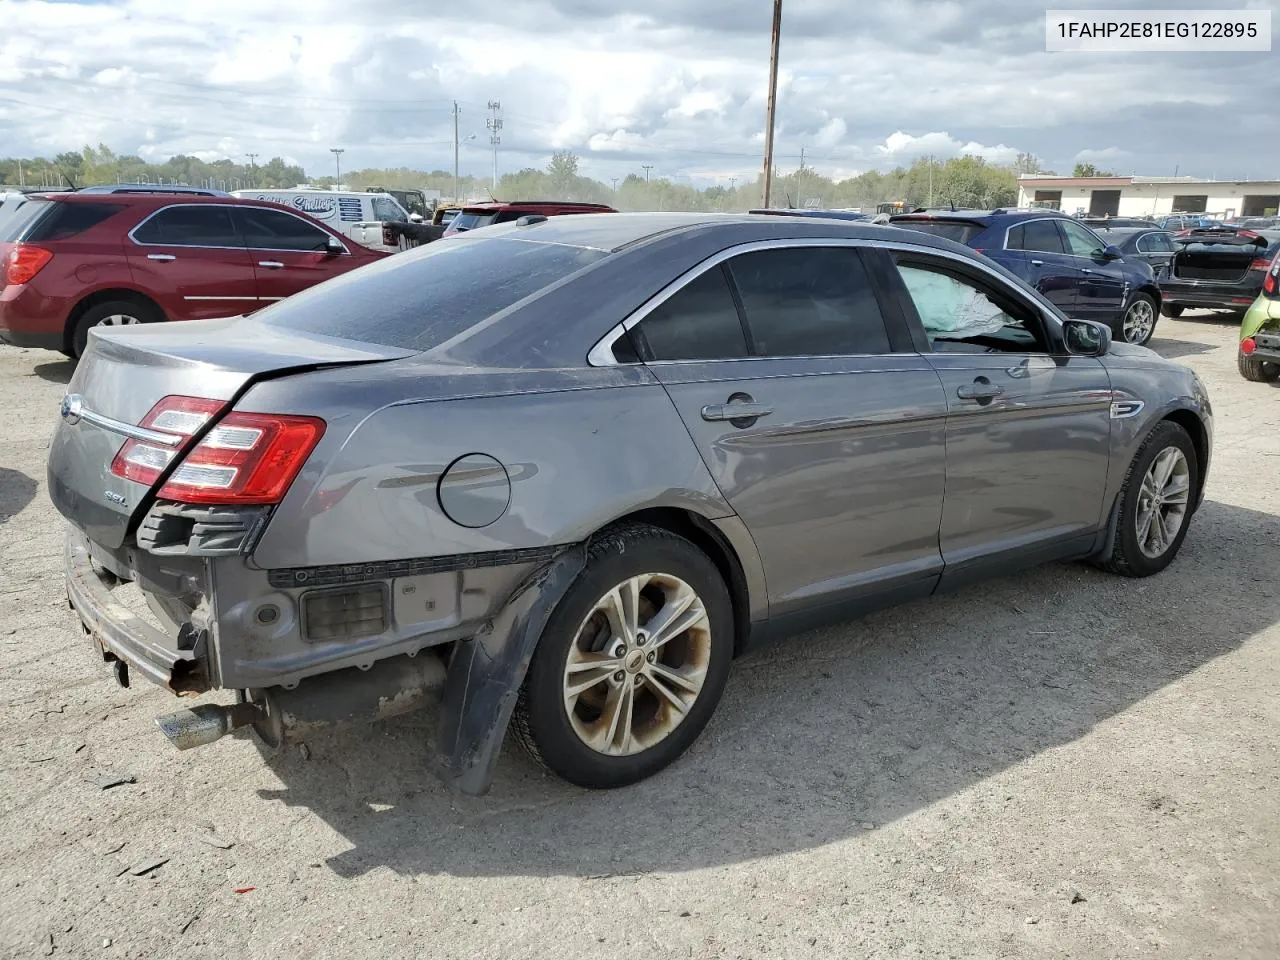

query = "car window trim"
[587,237,1056,367]
[128,202,350,255]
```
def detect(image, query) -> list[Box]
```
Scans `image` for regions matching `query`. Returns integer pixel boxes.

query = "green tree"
[1072,162,1115,177]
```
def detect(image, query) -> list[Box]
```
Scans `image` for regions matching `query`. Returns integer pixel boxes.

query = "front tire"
[1094,421,1198,578]
[512,524,734,789]
[71,298,163,358]
[1238,348,1280,382]
[1118,293,1158,346]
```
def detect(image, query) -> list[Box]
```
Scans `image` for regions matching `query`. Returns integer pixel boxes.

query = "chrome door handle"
[1081,268,1093,274]
[258,260,285,269]
[956,381,1005,402]
[147,254,176,262]
[1029,259,1044,266]
[701,401,773,422]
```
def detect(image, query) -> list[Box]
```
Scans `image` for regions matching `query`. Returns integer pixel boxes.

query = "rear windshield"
[0,197,47,241]
[26,202,124,241]
[256,236,607,351]
[448,212,499,232]
[890,218,985,244]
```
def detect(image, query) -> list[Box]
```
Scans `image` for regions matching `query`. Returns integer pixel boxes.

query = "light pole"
[642,164,653,183]
[611,177,619,191]
[761,0,782,207]
[246,153,258,187]
[487,100,503,193]
[329,147,344,186]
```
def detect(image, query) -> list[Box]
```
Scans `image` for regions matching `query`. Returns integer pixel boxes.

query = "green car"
[1239,256,1280,382]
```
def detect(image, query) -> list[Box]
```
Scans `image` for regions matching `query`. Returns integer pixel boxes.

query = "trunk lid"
[48,316,414,548]
[1172,229,1272,282]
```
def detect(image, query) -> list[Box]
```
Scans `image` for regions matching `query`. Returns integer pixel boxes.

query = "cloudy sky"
[1,0,1277,185]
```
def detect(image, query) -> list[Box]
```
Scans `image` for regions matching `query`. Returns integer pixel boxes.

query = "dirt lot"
[1,315,1277,960]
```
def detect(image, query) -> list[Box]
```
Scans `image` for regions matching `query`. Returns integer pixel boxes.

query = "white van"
[229,189,411,252]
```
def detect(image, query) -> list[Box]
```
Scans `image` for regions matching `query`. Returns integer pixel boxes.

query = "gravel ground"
[1,314,1277,960]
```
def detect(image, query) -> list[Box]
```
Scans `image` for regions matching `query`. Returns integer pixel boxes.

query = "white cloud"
[875,131,1021,165]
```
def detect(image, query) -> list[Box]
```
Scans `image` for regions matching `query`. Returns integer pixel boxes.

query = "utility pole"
[16,159,22,187]
[453,100,460,202]
[798,146,806,207]
[246,153,258,187]
[611,177,619,191]
[927,154,934,208]
[329,147,344,186]
[761,0,783,207]
[642,164,653,183]
[486,100,503,192]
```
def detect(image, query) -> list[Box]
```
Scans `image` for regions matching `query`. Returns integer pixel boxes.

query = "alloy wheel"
[98,314,141,327]
[1135,446,1190,559]
[1123,299,1155,343]
[562,573,712,756]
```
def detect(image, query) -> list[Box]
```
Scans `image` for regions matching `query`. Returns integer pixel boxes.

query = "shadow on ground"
[0,468,37,524]
[1149,337,1216,360]
[30,360,74,385]
[255,499,1279,880]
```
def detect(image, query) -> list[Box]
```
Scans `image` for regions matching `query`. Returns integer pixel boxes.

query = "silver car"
[48,213,1213,794]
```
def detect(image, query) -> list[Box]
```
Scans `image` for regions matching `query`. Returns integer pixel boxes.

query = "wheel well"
[1162,409,1208,505]
[64,289,164,352]
[1136,284,1162,308]
[593,507,753,656]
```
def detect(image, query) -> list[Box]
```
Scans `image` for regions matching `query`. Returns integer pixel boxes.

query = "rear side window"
[26,202,124,242]
[635,266,749,361]
[449,212,499,232]
[1008,220,1065,254]
[891,219,985,244]
[133,206,240,247]
[1136,232,1175,253]
[256,236,607,351]
[727,247,891,356]
[234,207,332,251]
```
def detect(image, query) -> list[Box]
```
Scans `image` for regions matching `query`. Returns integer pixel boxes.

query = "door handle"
[1081,268,1094,274]
[147,254,176,262]
[1029,259,1044,266]
[701,400,773,423]
[258,260,285,269]
[956,380,1005,403]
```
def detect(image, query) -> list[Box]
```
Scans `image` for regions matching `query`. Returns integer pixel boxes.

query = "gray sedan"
[48,213,1213,794]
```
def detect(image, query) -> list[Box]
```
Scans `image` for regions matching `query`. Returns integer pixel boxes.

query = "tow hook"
[154,702,262,750]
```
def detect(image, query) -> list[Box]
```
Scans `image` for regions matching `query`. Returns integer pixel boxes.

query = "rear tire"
[1093,421,1198,578]
[1162,304,1184,318]
[512,524,734,789]
[70,298,163,358]
[1238,348,1280,382]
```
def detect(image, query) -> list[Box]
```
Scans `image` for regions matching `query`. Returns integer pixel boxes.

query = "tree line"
[1,143,1115,212]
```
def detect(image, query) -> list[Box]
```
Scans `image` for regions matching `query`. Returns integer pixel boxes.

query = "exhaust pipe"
[155,702,262,750]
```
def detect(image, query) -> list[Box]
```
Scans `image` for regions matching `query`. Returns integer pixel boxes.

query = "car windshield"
[256,235,607,351]
[0,197,46,241]
[890,219,985,244]
[448,211,499,232]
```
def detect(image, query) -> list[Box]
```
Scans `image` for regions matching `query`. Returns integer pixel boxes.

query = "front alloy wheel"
[562,573,711,756]
[1122,296,1157,345]
[1135,446,1191,559]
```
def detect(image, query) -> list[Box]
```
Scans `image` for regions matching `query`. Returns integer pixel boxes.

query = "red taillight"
[1250,258,1272,272]
[1241,337,1257,355]
[157,412,325,505]
[382,224,396,246]
[4,244,53,285]
[110,396,227,485]
[1265,268,1278,297]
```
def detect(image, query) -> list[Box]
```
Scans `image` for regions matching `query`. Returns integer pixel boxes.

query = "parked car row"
[49,212,1212,793]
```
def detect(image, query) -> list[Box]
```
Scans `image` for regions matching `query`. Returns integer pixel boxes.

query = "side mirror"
[1101,244,1122,260]
[325,235,344,255]
[1063,318,1112,357]
[408,212,424,223]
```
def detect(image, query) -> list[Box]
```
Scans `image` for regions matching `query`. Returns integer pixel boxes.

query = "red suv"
[0,192,386,357]
[443,200,617,235]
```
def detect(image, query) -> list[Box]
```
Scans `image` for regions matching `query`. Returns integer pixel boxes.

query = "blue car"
[890,209,1163,346]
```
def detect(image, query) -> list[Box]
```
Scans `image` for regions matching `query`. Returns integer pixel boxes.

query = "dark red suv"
[0,192,386,357]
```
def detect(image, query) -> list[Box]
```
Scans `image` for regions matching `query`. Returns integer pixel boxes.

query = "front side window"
[371,197,407,222]
[726,247,891,356]
[1137,232,1175,253]
[896,260,1046,354]
[1060,220,1105,258]
[633,266,749,361]
[234,207,332,251]
[132,206,240,247]
[1007,220,1066,254]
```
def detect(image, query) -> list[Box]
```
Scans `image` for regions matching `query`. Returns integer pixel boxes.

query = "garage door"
[1242,195,1280,216]
[1088,190,1121,217]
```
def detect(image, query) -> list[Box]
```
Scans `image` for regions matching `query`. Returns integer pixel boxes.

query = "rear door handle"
[147,254,176,262]
[1081,268,1094,274]
[1029,259,1044,266]
[258,260,285,269]
[956,382,1005,402]
[701,401,774,422]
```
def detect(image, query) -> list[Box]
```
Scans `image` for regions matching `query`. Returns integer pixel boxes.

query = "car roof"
[749,208,868,220]
[75,184,230,197]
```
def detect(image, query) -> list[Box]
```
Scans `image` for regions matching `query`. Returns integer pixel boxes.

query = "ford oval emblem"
[61,393,84,425]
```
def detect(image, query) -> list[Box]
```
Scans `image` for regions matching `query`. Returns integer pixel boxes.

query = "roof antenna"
[60,168,78,191]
